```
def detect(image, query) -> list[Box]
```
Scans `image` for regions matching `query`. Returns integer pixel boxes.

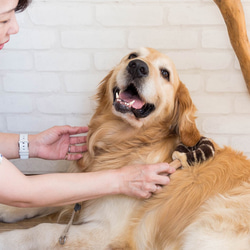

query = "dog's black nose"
[127,59,149,79]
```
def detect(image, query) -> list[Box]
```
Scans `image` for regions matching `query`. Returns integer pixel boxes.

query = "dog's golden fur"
[115,148,250,249]
[1,47,250,249]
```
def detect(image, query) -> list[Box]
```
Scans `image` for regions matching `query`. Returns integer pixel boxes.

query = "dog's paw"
[0,205,35,223]
[0,204,19,223]
[0,205,59,223]
[172,137,215,168]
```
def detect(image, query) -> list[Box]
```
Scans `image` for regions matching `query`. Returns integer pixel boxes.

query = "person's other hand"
[118,163,176,199]
[29,126,88,160]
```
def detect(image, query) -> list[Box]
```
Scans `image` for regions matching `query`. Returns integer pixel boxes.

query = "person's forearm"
[0,133,40,159]
[0,155,175,207]
[0,156,120,207]
[6,170,121,208]
[0,133,19,159]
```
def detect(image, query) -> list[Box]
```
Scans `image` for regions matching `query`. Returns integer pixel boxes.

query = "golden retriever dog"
[1,47,250,249]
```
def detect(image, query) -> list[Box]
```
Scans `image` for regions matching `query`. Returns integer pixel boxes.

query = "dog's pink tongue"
[120,92,144,109]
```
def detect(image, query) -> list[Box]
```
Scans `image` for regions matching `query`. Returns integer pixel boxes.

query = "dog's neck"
[78,114,179,173]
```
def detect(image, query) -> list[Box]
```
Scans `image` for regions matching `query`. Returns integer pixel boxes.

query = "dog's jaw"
[112,86,155,120]
[112,106,146,128]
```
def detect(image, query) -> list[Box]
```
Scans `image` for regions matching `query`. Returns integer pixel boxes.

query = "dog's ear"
[93,69,114,115]
[88,70,114,156]
[96,70,114,102]
[174,81,200,147]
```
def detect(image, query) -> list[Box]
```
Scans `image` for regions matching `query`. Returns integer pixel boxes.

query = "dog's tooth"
[116,92,119,99]
[130,100,135,106]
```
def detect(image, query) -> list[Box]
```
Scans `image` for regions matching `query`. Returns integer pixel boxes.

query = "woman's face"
[0,0,19,50]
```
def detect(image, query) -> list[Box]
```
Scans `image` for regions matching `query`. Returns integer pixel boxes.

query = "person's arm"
[0,156,175,208]
[0,133,19,159]
[0,126,88,160]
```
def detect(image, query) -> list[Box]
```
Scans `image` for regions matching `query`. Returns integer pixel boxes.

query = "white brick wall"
[1,0,250,173]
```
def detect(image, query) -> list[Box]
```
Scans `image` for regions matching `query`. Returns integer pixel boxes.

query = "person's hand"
[118,163,176,199]
[29,126,88,160]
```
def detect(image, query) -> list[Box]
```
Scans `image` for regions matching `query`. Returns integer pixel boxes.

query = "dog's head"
[95,48,200,147]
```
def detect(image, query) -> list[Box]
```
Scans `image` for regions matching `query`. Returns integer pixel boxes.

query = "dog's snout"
[127,59,149,79]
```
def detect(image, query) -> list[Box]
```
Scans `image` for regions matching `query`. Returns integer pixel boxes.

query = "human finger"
[141,184,161,198]
[150,184,157,193]
[65,153,84,161]
[69,136,87,145]
[62,126,89,136]
[153,175,171,186]
[154,163,176,175]
[68,145,88,153]
[138,185,162,199]
[71,126,89,134]
[139,192,152,199]
[154,185,163,194]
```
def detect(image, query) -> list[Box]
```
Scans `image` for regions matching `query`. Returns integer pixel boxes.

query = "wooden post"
[213,0,250,94]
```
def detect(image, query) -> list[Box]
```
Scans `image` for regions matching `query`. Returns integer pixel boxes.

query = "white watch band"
[19,134,29,159]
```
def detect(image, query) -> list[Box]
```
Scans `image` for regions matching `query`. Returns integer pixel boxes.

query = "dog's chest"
[90,137,177,171]
[77,195,140,236]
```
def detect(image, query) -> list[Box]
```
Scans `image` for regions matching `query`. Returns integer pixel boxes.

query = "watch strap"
[19,134,29,159]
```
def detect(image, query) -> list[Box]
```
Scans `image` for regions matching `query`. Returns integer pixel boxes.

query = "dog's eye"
[161,69,170,81]
[128,53,138,60]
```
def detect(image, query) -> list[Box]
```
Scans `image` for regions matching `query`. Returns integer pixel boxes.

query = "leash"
[58,203,81,245]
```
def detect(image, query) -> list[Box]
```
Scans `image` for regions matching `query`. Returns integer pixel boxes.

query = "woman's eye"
[161,69,170,81]
[128,53,138,60]
[0,20,9,24]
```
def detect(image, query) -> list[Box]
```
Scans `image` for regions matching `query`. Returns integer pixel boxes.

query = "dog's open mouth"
[113,84,155,118]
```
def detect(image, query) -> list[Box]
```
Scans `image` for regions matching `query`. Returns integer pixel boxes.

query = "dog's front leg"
[0,222,111,250]
[0,204,61,223]
[0,223,64,250]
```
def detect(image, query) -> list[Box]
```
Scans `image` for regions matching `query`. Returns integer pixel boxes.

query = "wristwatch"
[19,134,29,159]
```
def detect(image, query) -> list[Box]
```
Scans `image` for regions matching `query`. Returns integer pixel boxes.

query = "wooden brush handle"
[169,159,182,170]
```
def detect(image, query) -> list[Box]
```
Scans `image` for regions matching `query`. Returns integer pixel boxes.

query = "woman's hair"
[15,0,32,12]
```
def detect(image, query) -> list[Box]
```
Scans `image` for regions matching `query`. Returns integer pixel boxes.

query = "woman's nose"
[8,13,19,35]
